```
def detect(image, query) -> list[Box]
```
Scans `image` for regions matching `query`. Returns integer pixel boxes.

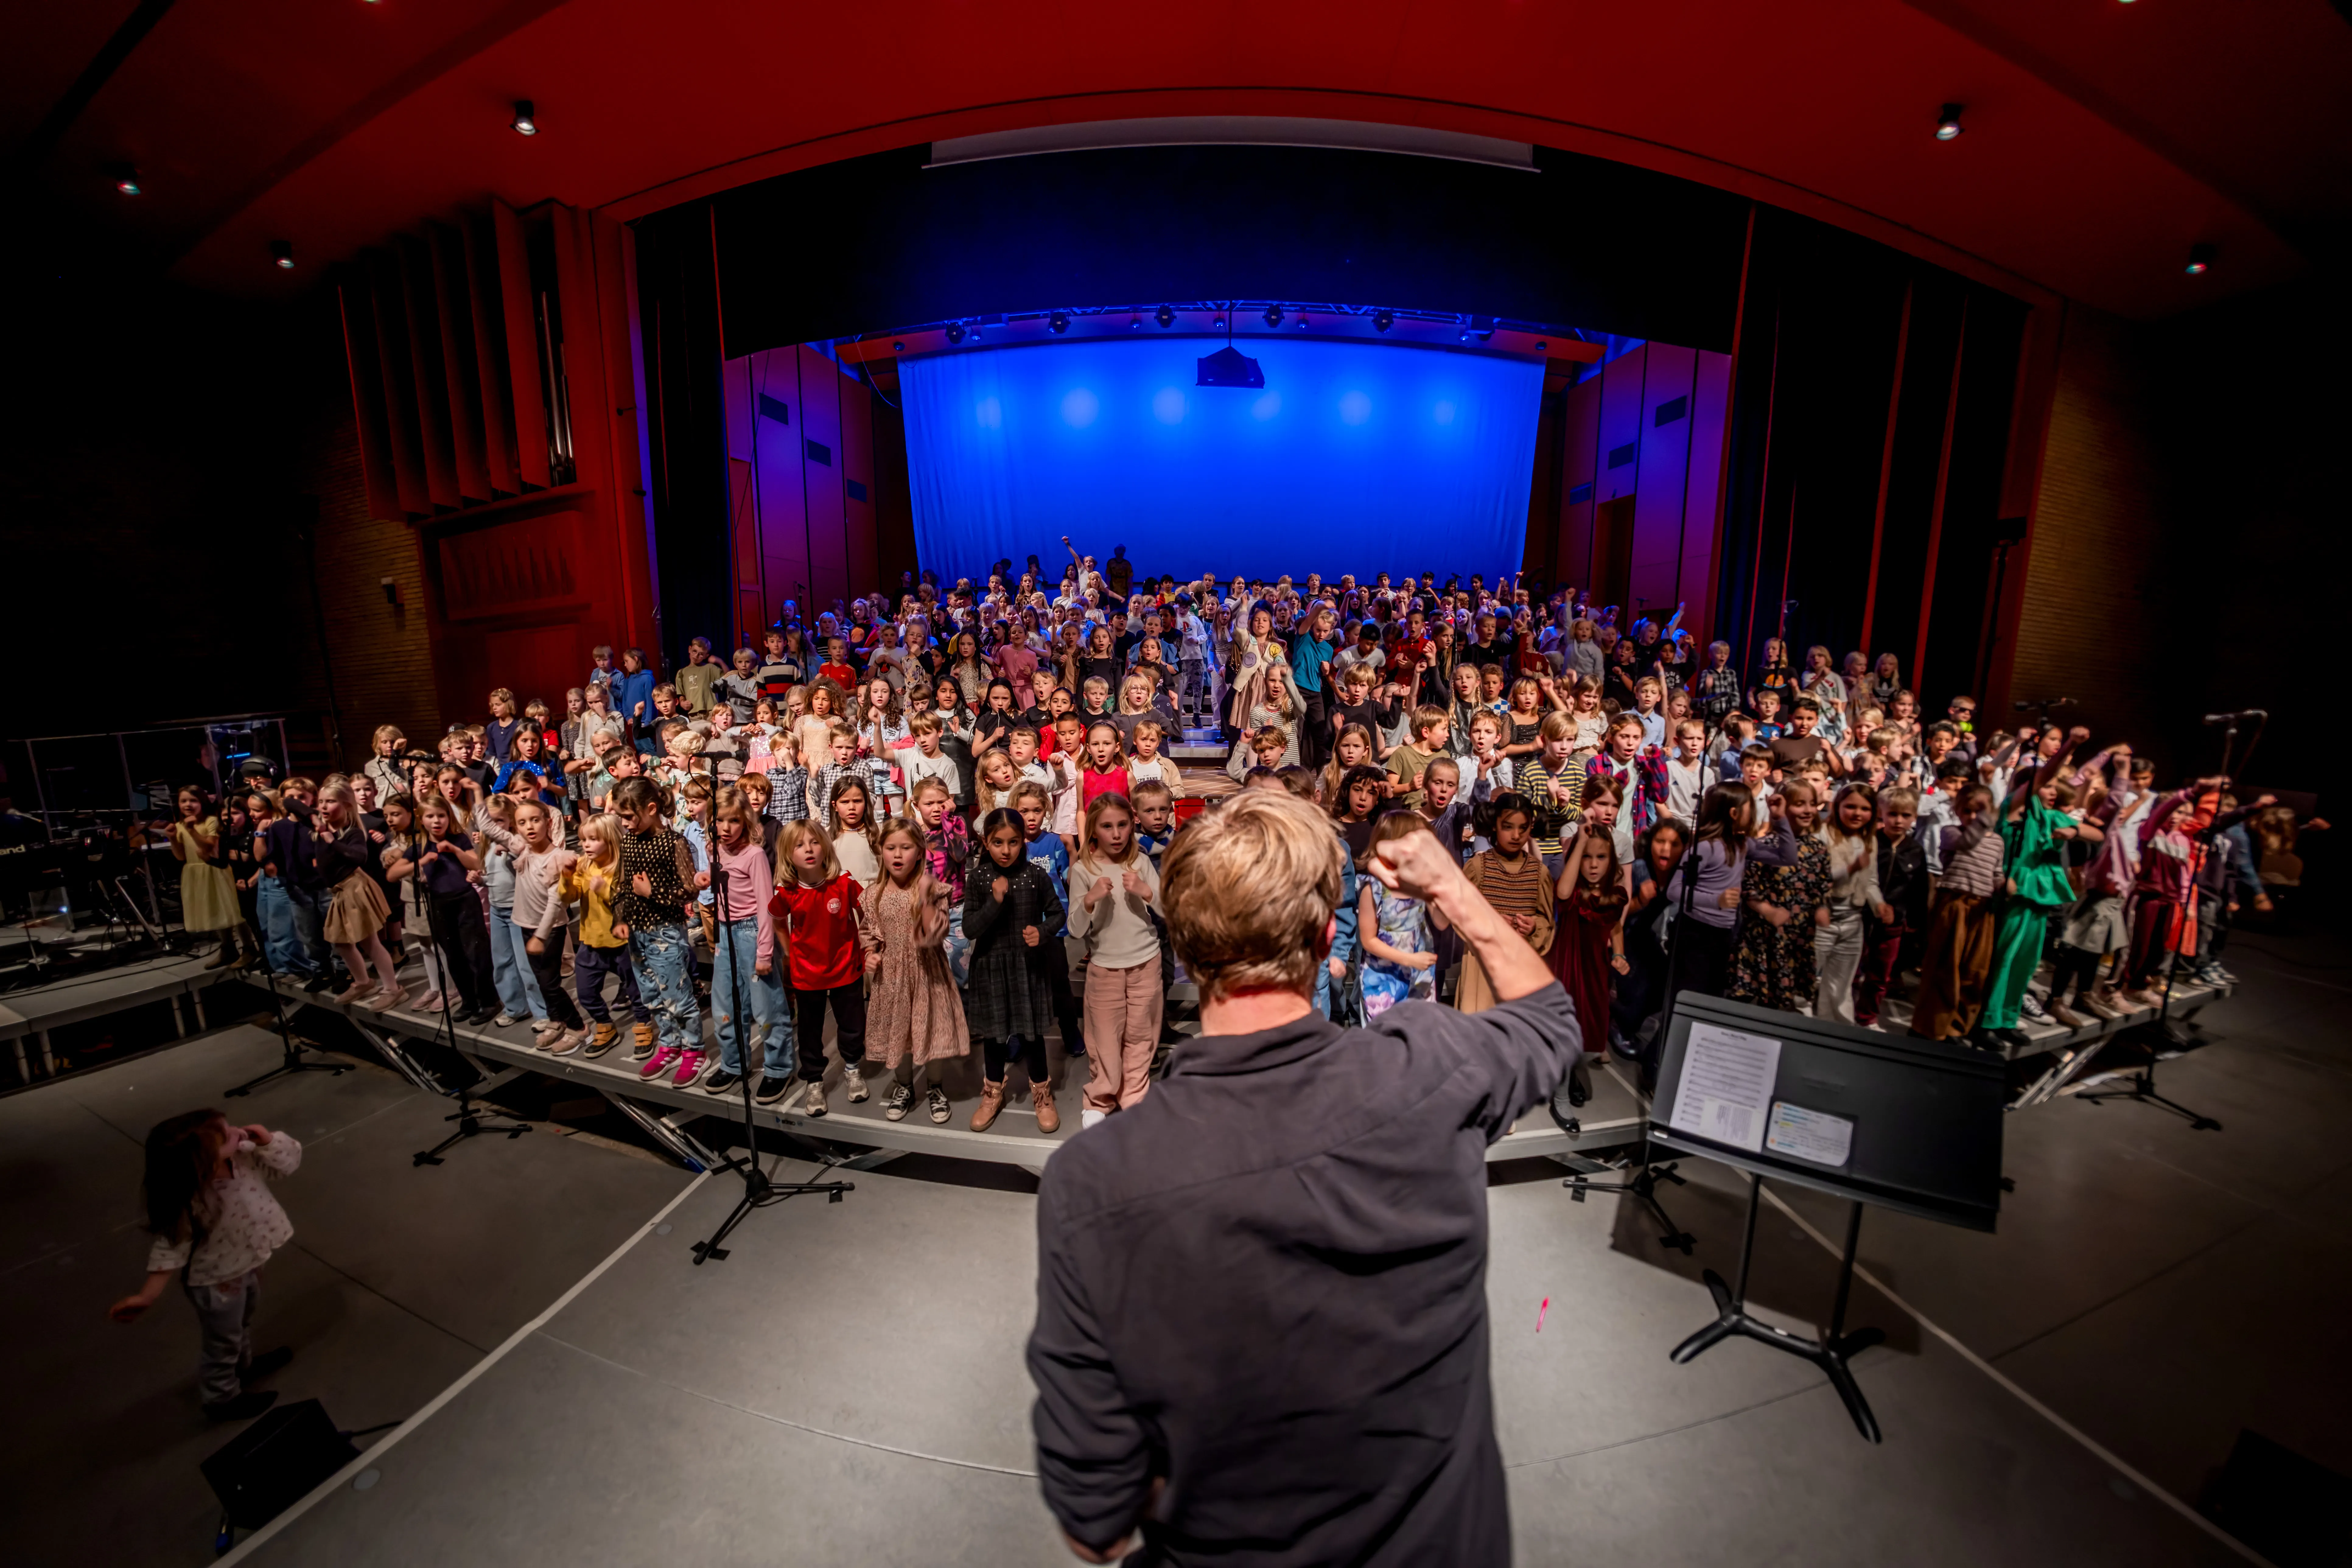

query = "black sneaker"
[301,973,334,994]
[2019,991,2049,1022]
[754,1074,794,1105]
[240,1346,293,1386]
[702,1068,743,1096]
[204,1389,278,1423]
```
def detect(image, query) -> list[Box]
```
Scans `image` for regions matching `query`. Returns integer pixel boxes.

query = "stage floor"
[14,931,2348,1566]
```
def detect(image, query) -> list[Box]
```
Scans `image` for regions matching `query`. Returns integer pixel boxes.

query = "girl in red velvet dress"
[1551,827,1629,1057]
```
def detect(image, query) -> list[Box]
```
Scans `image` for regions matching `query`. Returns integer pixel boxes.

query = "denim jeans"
[630,922,702,1049]
[285,882,334,975]
[256,876,312,976]
[488,902,548,1020]
[712,918,792,1076]
[574,942,647,1024]
[184,1269,261,1406]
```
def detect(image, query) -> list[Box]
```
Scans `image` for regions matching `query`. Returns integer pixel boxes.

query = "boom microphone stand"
[414,852,530,1162]
[692,842,849,1264]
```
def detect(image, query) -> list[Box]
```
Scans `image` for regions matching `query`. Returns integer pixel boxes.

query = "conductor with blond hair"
[1029,791,1579,1565]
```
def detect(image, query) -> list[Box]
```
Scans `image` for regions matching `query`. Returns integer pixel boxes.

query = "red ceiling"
[15,0,2345,318]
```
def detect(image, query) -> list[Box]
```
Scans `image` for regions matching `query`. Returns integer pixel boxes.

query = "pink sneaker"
[671,1048,705,1087]
[640,1044,680,1080]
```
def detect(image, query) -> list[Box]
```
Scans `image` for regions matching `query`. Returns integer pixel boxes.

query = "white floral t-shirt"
[147,1134,301,1286]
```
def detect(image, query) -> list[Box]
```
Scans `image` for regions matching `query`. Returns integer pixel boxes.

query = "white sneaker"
[491,1012,521,1028]
[800,1079,828,1118]
[842,1062,869,1102]
[548,1027,587,1057]
[1081,1108,1108,1130]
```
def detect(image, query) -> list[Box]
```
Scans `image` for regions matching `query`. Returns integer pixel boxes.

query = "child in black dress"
[961,807,1067,1135]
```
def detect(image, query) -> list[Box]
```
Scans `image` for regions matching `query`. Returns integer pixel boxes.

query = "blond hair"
[578,811,624,863]
[1160,789,1343,1004]
[773,818,841,885]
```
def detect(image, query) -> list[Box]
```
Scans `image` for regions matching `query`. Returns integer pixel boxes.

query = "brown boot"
[1031,1082,1060,1135]
[630,1020,657,1060]
[232,927,261,970]
[204,938,235,970]
[971,1080,1007,1133]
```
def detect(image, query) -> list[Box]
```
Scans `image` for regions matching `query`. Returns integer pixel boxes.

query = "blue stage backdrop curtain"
[899,336,1543,587]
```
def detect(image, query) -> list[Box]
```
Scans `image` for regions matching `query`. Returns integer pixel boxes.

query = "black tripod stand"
[2075,937,2221,1129]
[226,979,351,1098]
[691,844,849,1264]
[1671,1173,1884,1442]
[413,892,529,1164]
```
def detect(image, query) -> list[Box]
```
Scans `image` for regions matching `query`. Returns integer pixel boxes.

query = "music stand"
[1649,993,2007,1442]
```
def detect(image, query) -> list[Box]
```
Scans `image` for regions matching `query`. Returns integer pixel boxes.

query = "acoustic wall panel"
[397,233,460,509]
[1630,341,1695,621]
[1596,345,1647,506]
[429,221,492,502]
[798,344,848,615]
[838,367,879,599]
[1556,373,1601,593]
[462,210,520,495]
[366,248,430,518]
[1680,350,1733,646]
[493,199,553,490]
[749,349,812,627]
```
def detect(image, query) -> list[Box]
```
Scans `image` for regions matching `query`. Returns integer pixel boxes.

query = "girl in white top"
[1068,792,1163,1128]
[112,1111,303,1415]
[1812,782,1888,1024]
[826,776,883,890]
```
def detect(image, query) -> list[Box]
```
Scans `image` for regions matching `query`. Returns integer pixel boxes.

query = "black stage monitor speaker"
[201,1399,358,1529]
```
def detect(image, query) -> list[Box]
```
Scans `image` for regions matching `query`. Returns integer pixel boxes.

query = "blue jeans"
[712,919,791,1076]
[256,877,311,976]
[630,922,702,1050]
[488,903,548,1020]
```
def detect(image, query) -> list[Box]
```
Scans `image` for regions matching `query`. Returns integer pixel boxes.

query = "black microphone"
[2202,709,2268,724]
[2013,697,2075,710]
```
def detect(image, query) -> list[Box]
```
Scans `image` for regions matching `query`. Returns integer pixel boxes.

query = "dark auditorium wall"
[0,229,335,762]
[2015,280,2348,802]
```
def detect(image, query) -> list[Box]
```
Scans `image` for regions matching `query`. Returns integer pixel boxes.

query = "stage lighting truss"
[853,303,1578,356]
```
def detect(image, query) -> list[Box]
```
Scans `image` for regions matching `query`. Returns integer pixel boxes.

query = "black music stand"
[1649,994,2007,1443]
[226,982,351,1099]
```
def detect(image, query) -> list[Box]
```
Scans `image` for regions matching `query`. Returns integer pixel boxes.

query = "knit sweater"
[1067,853,1162,968]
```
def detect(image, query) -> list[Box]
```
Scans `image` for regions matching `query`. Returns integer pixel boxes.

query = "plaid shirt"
[1585,747,1670,835]
[1695,663,1744,723]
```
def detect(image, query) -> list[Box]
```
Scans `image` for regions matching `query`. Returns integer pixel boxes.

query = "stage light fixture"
[1049,312,1070,334]
[112,164,142,195]
[512,100,538,136]
[1130,316,1142,330]
[271,240,295,270]
[1263,306,1283,329]
[2185,243,2216,275]
[892,341,904,352]
[1296,315,1309,329]
[1534,340,1548,352]
[1155,305,1175,328]
[1373,310,1394,333]
[1196,345,1265,389]
[1935,103,1964,141]
[945,322,966,344]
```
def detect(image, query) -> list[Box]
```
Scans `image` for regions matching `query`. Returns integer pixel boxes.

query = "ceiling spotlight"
[1263,306,1283,329]
[1534,340,1548,352]
[511,99,538,136]
[1155,305,1175,328]
[2185,243,2217,276]
[1048,312,1069,334]
[270,240,295,270]
[1459,329,1471,342]
[945,322,966,344]
[1130,316,1142,330]
[1295,315,1309,329]
[111,163,142,196]
[1373,310,1394,333]
[1213,315,1225,329]
[1935,103,1964,142]
[892,341,905,352]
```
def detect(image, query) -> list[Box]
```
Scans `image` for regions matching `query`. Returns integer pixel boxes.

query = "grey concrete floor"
[15,930,2345,1566]
[2,1021,692,1567]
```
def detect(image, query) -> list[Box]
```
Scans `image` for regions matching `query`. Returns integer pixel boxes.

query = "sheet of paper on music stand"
[1766,1101,1854,1167]
[1667,1021,1782,1153]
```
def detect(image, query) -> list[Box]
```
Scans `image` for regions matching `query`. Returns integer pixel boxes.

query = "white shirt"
[148,1134,303,1286]
[1665,755,1708,823]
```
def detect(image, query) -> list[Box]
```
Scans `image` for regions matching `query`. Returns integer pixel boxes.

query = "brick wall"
[2009,306,2182,771]
[299,409,442,771]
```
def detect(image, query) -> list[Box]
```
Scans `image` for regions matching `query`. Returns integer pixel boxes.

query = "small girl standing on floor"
[1456,793,1553,1014]
[1729,778,1833,1012]
[110,1111,301,1421]
[1080,721,1132,810]
[1360,809,1446,1018]
[1069,791,1162,1127]
[167,786,247,968]
[561,811,650,1057]
[867,818,970,1126]
[825,775,882,889]
[961,807,1067,1134]
[1552,827,1629,1055]
[770,820,872,1117]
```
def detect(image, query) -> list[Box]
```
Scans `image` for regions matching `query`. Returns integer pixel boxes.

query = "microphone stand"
[692,838,850,1264]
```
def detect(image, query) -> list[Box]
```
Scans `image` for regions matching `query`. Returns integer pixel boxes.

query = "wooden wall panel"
[798,344,848,616]
[493,199,552,490]
[751,348,812,626]
[1679,349,1733,647]
[590,210,660,655]
[838,365,879,599]
[461,209,519,495]
[336,278,402,523]
[1556,374,1601,593]
[1629,341,1694,621]
[1595,345,1647,509]
[730,455,763,649]
[397,234,460,509]
[429,221,492,502]
[365,249,430,517]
